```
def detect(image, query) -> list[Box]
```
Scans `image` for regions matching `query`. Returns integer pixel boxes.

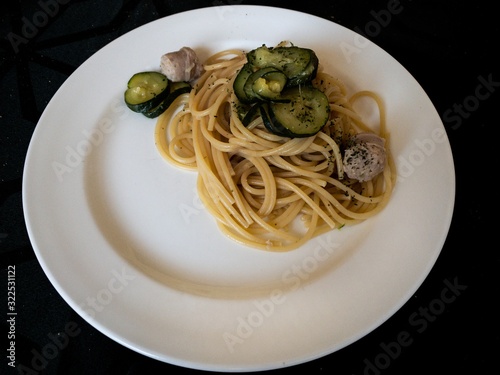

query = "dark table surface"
[1,1,498,374]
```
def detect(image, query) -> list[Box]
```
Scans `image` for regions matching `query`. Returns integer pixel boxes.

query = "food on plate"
[160,46,204,83]
[342,133,387,182]
[123,71,191,119]
[125,42,395,251]
[124,71,170,113]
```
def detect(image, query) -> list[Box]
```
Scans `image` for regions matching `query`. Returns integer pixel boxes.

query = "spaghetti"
[154,47,395,251]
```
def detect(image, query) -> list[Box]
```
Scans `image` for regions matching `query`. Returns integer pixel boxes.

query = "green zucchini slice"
[244,67,288,102]
[267,86,330,138]
[259,103,279,134]
[241,103,262,126]
[142,81,191,119]
[233,63,255,104]
[124,71,169,113]
[247,45,319,87]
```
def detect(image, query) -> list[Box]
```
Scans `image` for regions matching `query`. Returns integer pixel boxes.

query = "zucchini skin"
[233,63,255,104]
[142,81,191,119]
[259,103,280,135]
[241,103,262,126]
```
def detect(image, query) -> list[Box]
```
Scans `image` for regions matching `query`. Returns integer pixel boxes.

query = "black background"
[1,1,498,374]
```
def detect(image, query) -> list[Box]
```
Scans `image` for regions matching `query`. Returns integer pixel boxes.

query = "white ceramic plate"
[23,5,455,372]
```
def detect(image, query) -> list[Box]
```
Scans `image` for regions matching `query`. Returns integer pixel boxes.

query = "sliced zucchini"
[267,86,330,138]
[168,80,192,95]
[241,103,262,126]
[244,67,288,102]
[247,45,319,87]
[142,81,191,118]
[124,71,169,113]
[259,103,279,134]
[233,62,255,104]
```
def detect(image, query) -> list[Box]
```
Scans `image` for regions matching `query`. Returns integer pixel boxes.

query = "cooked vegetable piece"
[233,62,255,104]
[259,103,279,134]
[124,71,169,113]
[244,67,288,102]
[233,45,319,104]
[247,45,319,86]
[142,81,191,119]
[267,86,330,137]
[241,103,262,126]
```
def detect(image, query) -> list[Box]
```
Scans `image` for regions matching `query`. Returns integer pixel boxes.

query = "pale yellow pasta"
[154,48,395,251]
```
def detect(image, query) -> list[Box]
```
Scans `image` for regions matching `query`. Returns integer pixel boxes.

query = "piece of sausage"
[342,132,387,182]
[160,47,204,83]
